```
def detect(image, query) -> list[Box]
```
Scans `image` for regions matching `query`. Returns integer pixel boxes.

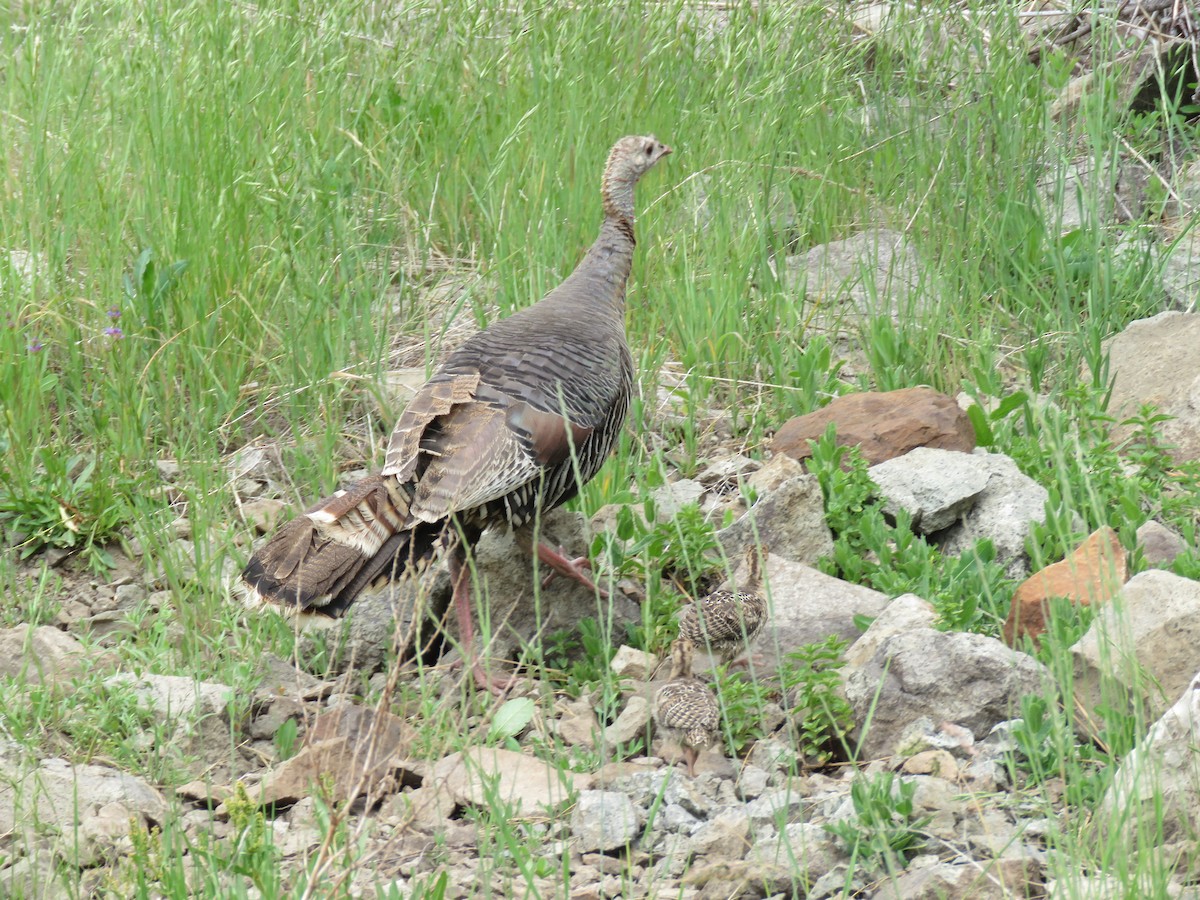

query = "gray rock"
[1099,665,1200,847]
[749,821,843,886]
[611,646,657,682]
[695,454,760,492]
[658,803,702,834]
[717,475,834,566]
[1071,570,1200,722]
[888,860,1010,899]
[0,849,70,900]
[606,696,651,746]
[0,625,90,686]
[937,450,1050,578]
[1136,520,1188,567]
[239,497,289,534]
[1103,311,1200,464]
[113,582,149,608]
[735,764,770,801]
[869,448,990,533]
[1155,231,1200,312]
[746,453,808,495]
[746,738,799,774]
[662,771,720,819]
[472,509,640,664]
[745,789,806,828]
[1037,156,1149,233]
[556,696,600,748]
[687,808,751,861]
[699,553,887,677]
[650,478,707,520]
[0,758,168,837]
[105,673,234,719]
[785,228,931,320]
[845,627,1049,759]
[301,566,452,674]
[433,747,588,816]
[570,790,640,852]
[844,593,938,668]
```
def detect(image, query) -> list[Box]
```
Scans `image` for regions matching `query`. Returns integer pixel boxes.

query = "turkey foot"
[515,531,610,599]
[536,544,608,598]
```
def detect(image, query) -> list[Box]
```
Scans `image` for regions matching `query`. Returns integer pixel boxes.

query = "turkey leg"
[449,547,514,696]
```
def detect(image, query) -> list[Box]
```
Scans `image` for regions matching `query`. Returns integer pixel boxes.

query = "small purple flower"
[103,326,124,339]
[27,338,43,352]
[106,306,121,319]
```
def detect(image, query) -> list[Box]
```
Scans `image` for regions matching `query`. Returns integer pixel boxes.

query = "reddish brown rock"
[771,387,975,465]
[1003,526,1128,648]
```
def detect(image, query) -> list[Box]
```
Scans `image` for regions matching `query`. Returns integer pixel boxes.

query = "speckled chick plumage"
[653,638,720,776]
[678,545,768,664]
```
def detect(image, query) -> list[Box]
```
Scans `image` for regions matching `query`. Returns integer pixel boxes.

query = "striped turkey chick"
[679,544,768,668]
[653,638,720,777]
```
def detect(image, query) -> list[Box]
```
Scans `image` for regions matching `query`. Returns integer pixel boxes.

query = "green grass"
[2,0,1200,897]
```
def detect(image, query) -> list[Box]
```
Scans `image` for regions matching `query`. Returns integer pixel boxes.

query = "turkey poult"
[678,544,768,668]
[239,135,672,693]
[653,638,721,777]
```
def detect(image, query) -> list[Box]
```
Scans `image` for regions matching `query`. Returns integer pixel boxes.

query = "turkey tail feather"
[238,475,413,616]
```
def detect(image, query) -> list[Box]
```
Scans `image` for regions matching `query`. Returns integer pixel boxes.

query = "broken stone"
[785,227,930,319]
[0,625,90,686]
[105,673,235,719]
[253,704,417,807]
[1071,569,1200,722]
[0,758,167,836]
[869,447,990,533]
[699,553,887,677]
[238,498,290,535]
[433,747,589,817]
[555,696,600,748]
[1103,311,1200,464]
[570,790,641,852]
[611,645,657,682]
[937,450,1051,578]
[716,475,834,566]
[1136,520,1187,567]
[606,696,651,746]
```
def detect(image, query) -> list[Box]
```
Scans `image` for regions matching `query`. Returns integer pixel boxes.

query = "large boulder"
[1071,570,1200,722]
[1102,311,1200,464]
[0,626,92,686]
[784,228,931,319]
[869,447,990,533]
[936,451,1050,579]
[1099,667,1200,847]
[469,509,640,665]
[844,624,1049,759]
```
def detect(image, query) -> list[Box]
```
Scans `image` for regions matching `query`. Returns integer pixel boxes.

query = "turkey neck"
[569,185,637,304]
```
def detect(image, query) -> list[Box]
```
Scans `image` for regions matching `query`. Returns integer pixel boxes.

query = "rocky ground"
[5,4,1200,899]
[5,328,1200,898]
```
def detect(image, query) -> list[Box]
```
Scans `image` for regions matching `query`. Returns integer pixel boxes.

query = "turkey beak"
[661,145,672,157]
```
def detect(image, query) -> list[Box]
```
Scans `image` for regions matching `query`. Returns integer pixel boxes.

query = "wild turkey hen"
[653,638,721,777]
[240,135,671,693]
